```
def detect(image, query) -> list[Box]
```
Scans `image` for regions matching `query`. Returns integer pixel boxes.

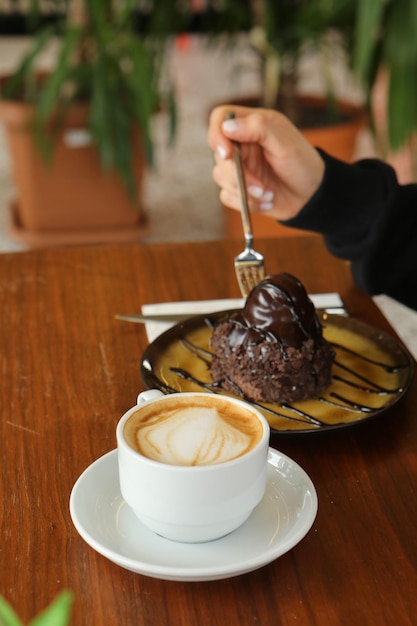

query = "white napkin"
[142,293,344,343]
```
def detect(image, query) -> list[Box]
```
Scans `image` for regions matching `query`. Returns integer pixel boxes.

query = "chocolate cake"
[210,273,334,403]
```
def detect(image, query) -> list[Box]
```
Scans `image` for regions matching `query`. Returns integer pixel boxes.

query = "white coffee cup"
[116,390,270,543]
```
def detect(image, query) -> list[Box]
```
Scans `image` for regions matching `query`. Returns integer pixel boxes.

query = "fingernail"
[222,119,240,133]
[259,202,274,212]
[262,190,274,202]
[248,186,275,203]
[248,185,265,199]
[217,145,227,160]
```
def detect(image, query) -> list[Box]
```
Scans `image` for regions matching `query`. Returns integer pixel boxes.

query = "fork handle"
[226,113,254,249]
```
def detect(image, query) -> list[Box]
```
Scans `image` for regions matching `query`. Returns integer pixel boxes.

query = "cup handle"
[137,389,164,405]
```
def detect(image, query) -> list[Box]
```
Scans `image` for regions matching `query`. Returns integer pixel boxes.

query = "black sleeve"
[281,150,417,311]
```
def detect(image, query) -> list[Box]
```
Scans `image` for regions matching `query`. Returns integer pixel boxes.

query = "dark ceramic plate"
[140,311,414,436]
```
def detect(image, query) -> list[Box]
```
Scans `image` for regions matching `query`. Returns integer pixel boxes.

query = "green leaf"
[165,85,177,149]
[0,596,24,626]
[29,591,73,626]
[353,0,385,83]
[113,0,138,29]
[387,59,417,150]
[1,27,55,100]
[384,0,417,64]
[37,27,82,121]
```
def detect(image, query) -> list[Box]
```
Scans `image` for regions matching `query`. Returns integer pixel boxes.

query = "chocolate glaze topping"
[227,273,323,349]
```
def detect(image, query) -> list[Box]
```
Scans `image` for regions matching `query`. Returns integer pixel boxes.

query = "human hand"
[207,105,325,221]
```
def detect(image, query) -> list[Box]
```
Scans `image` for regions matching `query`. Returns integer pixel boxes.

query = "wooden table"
[1,237,416,625]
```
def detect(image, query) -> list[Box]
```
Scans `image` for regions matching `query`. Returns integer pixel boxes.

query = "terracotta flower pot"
[224,95,365,239]
[0,94,148,247]
[300,96,365,161]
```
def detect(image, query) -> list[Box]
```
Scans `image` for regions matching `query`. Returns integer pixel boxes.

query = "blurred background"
[0,0,416,356]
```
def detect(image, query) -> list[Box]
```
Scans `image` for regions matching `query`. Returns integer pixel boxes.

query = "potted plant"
[0,0,178,246]
[214,0,365,238]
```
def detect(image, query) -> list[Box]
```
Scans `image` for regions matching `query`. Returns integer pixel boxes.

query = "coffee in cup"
[123,394,263,466]
[117,390,270,543]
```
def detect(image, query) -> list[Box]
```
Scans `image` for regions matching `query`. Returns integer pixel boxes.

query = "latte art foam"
[124,397,263,466]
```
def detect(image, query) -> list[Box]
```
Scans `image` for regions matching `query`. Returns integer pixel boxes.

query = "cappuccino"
[117,390,270,542]
[123,395,263,466]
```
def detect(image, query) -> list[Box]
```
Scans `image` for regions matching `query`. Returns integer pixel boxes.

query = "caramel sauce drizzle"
[332,342,408,374]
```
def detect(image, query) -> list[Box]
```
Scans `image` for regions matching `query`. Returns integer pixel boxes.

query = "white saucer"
[69,448,318,582]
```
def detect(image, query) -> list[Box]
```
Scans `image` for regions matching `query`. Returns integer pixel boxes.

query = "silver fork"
[228,114,266,297]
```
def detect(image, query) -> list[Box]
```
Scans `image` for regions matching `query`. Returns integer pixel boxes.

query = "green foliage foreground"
[0,591,73,626]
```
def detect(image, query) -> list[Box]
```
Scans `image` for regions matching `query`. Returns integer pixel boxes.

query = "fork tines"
[234,250,266,298]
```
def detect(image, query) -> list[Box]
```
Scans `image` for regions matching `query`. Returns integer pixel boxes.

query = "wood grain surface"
[1,237,416,626]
